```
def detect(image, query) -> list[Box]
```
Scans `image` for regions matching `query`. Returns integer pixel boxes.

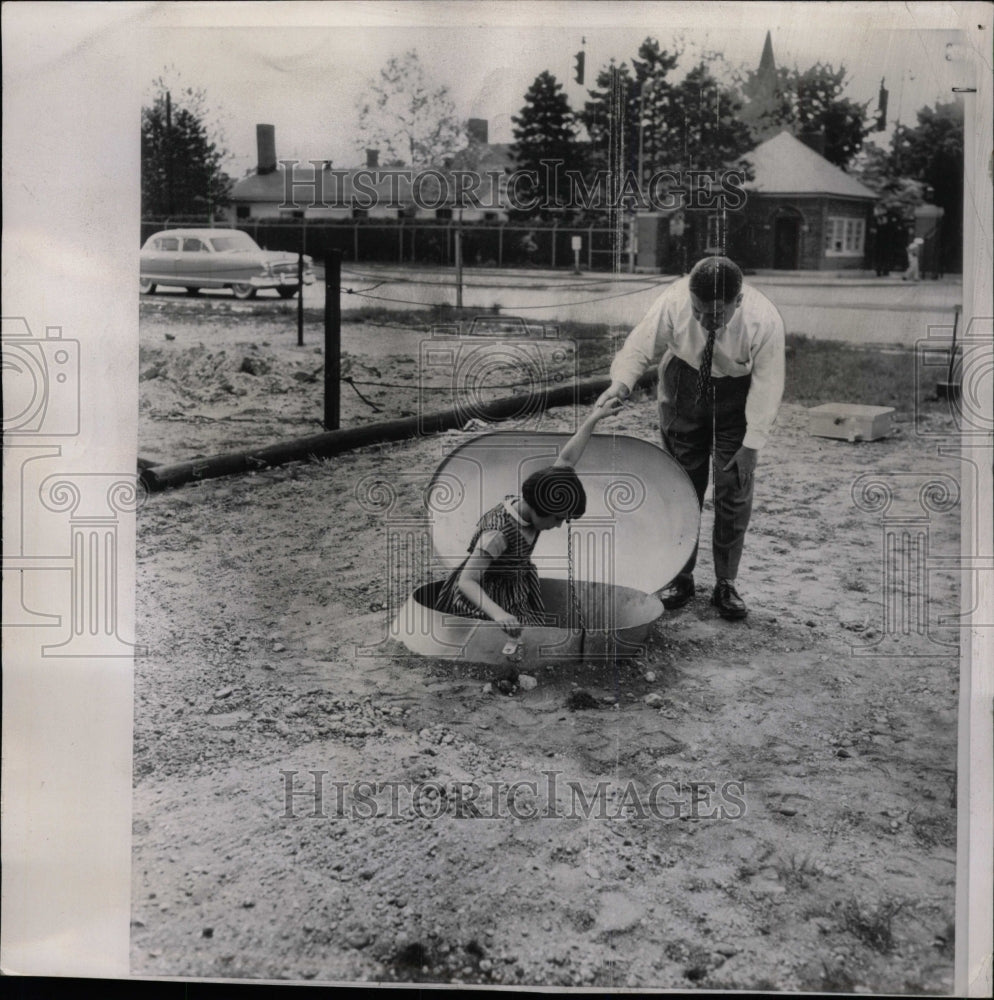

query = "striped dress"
[435,496,551,626]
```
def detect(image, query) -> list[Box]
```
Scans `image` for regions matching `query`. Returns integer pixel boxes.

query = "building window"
[236,205,250,219]
[825,216,865,256]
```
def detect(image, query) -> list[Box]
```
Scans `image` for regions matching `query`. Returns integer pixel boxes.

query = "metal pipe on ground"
[140,371,657,493]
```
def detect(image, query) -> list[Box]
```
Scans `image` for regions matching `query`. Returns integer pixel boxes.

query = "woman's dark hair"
[522,465,586,521]
[689,256,743,304]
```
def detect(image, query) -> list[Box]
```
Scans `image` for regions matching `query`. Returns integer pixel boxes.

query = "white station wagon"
[140,228,315,299]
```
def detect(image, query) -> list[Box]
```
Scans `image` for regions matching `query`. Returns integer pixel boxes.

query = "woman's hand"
[494,613,522,638]
[594,381,630,409]
[590,396,624,421]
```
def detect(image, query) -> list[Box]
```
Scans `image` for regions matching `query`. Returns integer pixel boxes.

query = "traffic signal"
[574,51,585,85]
[877,78,888,131]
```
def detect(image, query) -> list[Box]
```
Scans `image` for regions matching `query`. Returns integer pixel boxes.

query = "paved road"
[310,265,963,347]
[149,266,963,348]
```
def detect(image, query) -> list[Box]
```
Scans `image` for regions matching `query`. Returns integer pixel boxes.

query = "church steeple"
[743,30,780,141]
[758,31,776,81]
[755,31,777,101]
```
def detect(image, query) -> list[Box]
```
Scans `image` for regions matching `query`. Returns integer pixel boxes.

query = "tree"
[889,98,964,272]
[741,62,871,168]
[354,50,463,168]
[141,75,232,218]
[581,41,751,186]
[510,71,584,217]
[581,39,681,180]
[654,62,754,173]
[849,142,925,223]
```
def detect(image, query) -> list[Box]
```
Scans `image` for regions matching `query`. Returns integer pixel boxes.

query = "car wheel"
[277,287,298,299]
[185,287,201,296]
[139,277,156,294]
[232,284,257,300]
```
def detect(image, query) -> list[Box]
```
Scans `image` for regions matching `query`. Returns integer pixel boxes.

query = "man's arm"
[741,306,786,451]
[722,303,785,479]
[599,287,674,401]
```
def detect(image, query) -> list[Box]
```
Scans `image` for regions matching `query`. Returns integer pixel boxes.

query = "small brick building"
[728,131,879,271]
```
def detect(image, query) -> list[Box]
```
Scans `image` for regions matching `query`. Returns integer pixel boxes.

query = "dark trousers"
[658,356,754,583]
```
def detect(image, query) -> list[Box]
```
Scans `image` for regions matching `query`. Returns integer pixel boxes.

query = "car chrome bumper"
[252,271,315,288]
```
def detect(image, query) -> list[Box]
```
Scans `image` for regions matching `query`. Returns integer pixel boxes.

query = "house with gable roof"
[725,129,879,271]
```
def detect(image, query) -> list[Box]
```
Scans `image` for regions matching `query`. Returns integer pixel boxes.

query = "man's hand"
[722,445,758,484]
[595,381,630,409]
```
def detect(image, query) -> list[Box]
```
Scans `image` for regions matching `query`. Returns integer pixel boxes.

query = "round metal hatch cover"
[426,432,700,595]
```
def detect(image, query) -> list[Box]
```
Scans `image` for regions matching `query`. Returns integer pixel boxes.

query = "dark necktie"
[696,327,717,402]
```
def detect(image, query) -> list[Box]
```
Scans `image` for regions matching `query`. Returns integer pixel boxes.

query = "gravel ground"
[132,294,959,991]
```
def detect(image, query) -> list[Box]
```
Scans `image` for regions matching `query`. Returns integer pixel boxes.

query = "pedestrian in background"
[903,236,923,282]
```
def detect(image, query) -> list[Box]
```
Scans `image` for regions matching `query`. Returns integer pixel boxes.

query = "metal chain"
[567,527,585,631]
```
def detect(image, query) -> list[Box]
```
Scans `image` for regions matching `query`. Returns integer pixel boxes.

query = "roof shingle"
[743,131,877,200]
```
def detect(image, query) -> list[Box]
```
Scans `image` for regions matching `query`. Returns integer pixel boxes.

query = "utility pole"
[165,90,173,217]
[455,208,463,311]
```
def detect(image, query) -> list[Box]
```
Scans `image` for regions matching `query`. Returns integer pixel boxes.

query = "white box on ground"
[806,403,896,442]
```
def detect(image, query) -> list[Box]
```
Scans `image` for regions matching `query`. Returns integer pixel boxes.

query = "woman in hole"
[434,399,621,635]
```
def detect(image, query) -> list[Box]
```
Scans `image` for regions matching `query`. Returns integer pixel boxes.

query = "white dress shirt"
[610,276,786,450]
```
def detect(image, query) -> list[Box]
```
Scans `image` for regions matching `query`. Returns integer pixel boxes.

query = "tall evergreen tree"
[141,77,232,218]
[510,70,583,217]
[654,62,754,173]
[581,39,680,182]
[742,62,871,167]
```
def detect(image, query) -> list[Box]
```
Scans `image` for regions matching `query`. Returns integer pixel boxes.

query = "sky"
[134,2,974,178]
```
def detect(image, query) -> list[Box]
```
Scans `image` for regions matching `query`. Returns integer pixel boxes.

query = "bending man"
[597,256,785,620]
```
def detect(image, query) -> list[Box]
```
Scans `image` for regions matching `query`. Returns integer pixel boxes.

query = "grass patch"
[840,896,907,953]
[774,853,820,889]
[784,333,931,417]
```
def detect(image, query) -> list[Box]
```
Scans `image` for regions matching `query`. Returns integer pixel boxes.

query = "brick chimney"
[366,149,379,168]
[256,124,277,175]
[467,118,488,145]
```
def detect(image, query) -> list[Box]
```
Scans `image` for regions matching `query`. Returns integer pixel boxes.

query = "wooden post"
[324,249,341,430]
[297,252,304,346]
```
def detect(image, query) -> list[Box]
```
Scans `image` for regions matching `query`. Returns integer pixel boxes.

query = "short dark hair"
[689,256,743,304]
[522,465,586,521]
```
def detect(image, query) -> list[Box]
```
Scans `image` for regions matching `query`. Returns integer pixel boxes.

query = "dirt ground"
[132,292,959,991]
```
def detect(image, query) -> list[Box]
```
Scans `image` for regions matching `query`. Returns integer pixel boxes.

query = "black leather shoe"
[659,576,695,610]
[712,578,748,620]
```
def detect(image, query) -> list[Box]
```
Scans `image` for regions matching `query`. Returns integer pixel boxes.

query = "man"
[596,256,785,620]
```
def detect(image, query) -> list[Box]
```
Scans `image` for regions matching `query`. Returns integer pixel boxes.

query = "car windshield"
[209,233,259,253]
